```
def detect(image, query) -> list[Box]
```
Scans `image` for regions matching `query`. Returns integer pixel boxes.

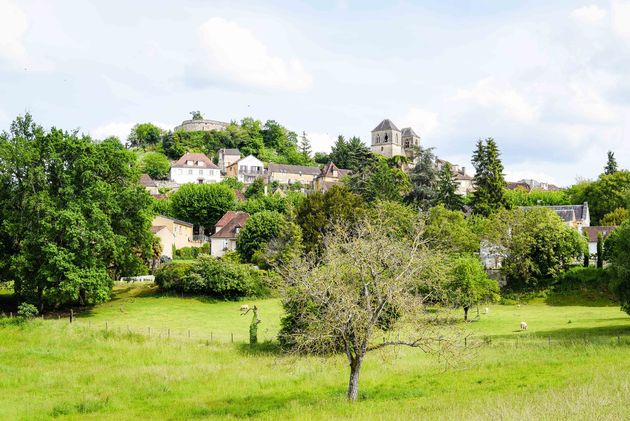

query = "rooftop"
[172,152,219,169]
[212,211,250,239]
[268,163,321,176]
[372,119,400,132]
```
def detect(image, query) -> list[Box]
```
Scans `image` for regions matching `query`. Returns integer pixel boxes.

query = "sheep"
[520,321,528,330]
[483,307,489,315]
[239,304,250,312]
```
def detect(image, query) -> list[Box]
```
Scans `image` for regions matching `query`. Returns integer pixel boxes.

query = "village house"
[312,162,351,192]
[267,163,321,186]
[583,226,618,257]
[210,211,250,257]
[217,148,241,173]
[169,152,221,185]
[436,159,474,196]
[225,155,264,184]
[140,174,159,196]
[151,215,206,259]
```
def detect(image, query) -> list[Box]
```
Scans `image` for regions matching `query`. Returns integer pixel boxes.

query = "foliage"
[368,200,418,240]
[174,245,209,260]
[600,207,629,226]
[604,150,618,175]
[245,177,265,199]
[141,152,170,180]
[254,220,303,269]
[567,171,630,225]
[313,152,330,164]
[170,183,236,229]
[220,177,244,190]
[553,266,612,293]
[504,188,570,207]
[237,191,305,217]
[424,205,480,254]
[447,255,500,320]
[128,123,163,148]
[484,208,587,290]
[471,138,509,216]
[0,114,155,309]
[190,110,203,120]
[16,302,38,320]
[604,220,630,315]
[436,161,464,211]
[299,131,311,160]
[155,256,265,299]
[296,185,365,256]
[597,233,604,269]
[405,146,438,210]
[346,154,411,202]
[236,211,287,262]
[328,135,371,172]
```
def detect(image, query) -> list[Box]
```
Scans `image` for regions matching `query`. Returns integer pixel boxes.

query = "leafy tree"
[245,177,265,199]
[128,123,163,148]
[405,147,438,210]
[424,205,480,254]
[296,185,365,256]
[436,162,464,211]
[597,232,604,269]
[504,188,570,207]
[190,110,204,120]
[484,208,587,290]
[0,114,154,309]
[276,217,457,401]
[313,152,330,164]
[448,255,500,321]
[346,136,373,172]
[170,183,236,231]
[329,135,350,169]
[604,221,630,315]
[220,177,244,190]
[346,154,411,203]
[605,150,618,175]
[567,171,630,224]
[471,138,509,216]
[236,211,287,262]
[299,131,312,160]
[387,155,409,170]
[141,152,170,180]
[601,208,629,226]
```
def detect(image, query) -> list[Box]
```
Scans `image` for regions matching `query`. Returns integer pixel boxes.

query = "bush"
[17,302,38,320]
[154,261,194,292]
[554,266,612,292]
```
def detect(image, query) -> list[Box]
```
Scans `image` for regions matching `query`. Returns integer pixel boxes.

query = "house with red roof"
[210,211,250,257]
[169,152,221,185]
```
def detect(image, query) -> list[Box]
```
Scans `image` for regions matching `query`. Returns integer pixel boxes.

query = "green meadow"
[2,283,630,420]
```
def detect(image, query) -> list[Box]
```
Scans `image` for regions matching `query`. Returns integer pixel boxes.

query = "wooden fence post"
[69,309,74,323]
[231,333,234,343]
[548,336,551,346]
[105,321,108,331]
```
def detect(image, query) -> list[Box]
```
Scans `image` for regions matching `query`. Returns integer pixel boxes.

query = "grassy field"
[2,284,630,420]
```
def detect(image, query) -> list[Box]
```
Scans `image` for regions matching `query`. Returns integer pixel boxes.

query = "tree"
[346,155,411,202]
[170,183,236,231]
[484,208,587,290]
[597,232,604,268]
[0,114,155,309]
[190,111,204,120]
[329,135,350,169]
[405,147,438,210]
[236,211,287,262]
[603,221,630,315]
[276,216,458,401]
[471,138,509,216]
[127,123,163,148]
[567,171,630,224]
[387,155,409,170]
[600,208,629,226]
[245,177,265,199]
[346,136,373,172]
[448,255,500,321]
[424,205,480,254]
[504,188,570,207]
[605,150,618,175]
[313,152,330,165]
[299,131,312,160]
[436,162,464,211]
[141,152,171,180]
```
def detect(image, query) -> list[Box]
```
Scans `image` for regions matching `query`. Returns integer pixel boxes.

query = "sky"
[1,0,630,186]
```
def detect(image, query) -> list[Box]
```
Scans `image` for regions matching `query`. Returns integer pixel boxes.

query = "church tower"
[371,119,403,158]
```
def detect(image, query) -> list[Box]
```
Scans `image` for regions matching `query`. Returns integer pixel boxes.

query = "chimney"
[461,166,466,175]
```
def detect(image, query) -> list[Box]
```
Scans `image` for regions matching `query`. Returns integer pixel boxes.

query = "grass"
[2,283,630,420]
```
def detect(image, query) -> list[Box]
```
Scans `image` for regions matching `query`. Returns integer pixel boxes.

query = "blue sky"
[1,0,630,186]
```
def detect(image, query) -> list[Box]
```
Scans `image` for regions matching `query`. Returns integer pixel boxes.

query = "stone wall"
[174,119,229,132]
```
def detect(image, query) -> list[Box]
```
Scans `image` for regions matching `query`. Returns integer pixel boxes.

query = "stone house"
[436,159,474,196]
[140,174,159,196]
[210,211,250,257]
[267,163,321,186]
[152,215,205,259]
[225,155,264,184]
[218,148,241,173]
[312,162,351,192]
[169,152,221,185]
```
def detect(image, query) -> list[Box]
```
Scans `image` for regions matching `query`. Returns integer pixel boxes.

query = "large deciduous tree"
[471,138,509,216]
[0,114,155,309]
[127,123,163,148]
[604,221,630,316]
[170,183,236,230]
[141,151,171,180]
[567,171,630,225]
[277,215,458,401]
[346,154,411,202]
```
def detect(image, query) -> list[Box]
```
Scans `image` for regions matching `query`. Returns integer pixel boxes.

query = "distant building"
[521,203,590,231]
[436,159,474,196]
[140,174,159,196]
[210,211,250,257]
[371,119,420,160]
[174,119,228,132]
[506,179,561,191]
[170,152,221,185]
[312,162,351,192]
[267,163,321,186]
[583,226,617,256]
[225,155,264,184]
[218,148,241,173]
[152,215,205,259]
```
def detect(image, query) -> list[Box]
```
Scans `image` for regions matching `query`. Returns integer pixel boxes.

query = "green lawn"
[2,284,630,420]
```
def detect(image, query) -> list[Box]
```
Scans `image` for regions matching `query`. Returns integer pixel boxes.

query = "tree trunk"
[464,306,469,321]
[347,357,362,401]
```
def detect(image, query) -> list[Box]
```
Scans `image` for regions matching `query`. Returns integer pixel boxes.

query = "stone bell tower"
[371,119,403,158]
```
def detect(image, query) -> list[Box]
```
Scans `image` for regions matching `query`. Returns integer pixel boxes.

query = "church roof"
[401,127,419,137]
[372,119,400,132]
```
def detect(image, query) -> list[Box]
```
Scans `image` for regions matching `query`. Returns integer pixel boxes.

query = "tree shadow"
[544,290,618,307]
[236,340,283,356]
[532,323,630,339]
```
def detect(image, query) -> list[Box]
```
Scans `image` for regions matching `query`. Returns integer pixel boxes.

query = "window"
[186,160,193,166]
[384,133,389,143]
[178,169,182,175]
[188,169,193,175]
[199,169,203,175]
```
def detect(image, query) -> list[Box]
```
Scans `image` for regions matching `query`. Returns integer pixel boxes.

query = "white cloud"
[0,0,29,67]
[90,121,174,141]
[398,108,439,138]
[612,0,630,39]
[308,132,335,153]
[570,5,607,25]
[190,17,312,92]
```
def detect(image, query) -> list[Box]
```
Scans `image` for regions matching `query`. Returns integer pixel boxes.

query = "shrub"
[554,266,612,292]
[17,302,38,320]
[154,261,194,292]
